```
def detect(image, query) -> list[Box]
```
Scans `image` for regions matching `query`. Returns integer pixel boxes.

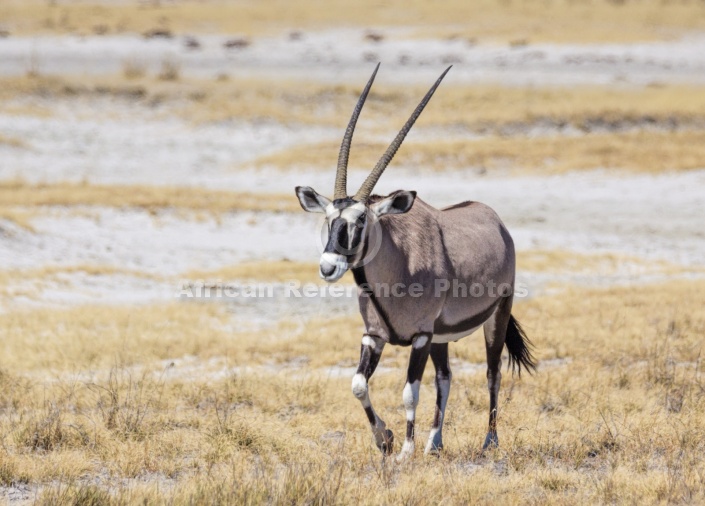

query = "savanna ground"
[1,1,705,504]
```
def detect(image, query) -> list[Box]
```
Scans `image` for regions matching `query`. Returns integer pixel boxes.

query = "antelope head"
[295,64,451,282]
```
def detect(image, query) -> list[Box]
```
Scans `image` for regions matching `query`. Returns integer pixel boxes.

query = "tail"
[505,315,537,376]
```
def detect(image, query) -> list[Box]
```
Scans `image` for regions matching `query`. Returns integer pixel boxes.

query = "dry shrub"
[0,180,298,214]
[89,369,166,441]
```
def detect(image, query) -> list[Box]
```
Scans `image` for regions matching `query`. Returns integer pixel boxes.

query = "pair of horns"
[334,63,452,202]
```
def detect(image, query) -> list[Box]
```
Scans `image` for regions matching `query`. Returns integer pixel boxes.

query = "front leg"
[398,333,433,462]
[351,334,393,454]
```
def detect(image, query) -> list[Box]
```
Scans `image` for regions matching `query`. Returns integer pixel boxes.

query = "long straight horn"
[334,63,381,200]
[354,66,452,202]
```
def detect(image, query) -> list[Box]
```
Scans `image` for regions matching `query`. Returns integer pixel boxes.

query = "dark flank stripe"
[352,265,406,345]
[433,298,501,335]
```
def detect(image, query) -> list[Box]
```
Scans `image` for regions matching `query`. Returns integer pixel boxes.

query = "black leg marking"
[406,420,414,441]
[364,406,376,426]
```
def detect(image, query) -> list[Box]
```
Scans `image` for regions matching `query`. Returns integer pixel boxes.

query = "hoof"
[377,429,394,455]
[482,431,499,451]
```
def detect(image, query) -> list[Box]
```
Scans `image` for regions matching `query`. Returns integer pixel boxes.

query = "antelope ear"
[295,186,331,213]
[370,190,417,217]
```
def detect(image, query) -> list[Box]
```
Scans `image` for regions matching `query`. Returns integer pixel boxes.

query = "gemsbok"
[295,64,536,460]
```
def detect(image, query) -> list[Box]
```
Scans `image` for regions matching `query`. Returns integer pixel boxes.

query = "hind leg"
[424,343,452,455]
[482,297,512,450]
[397,333,433,462]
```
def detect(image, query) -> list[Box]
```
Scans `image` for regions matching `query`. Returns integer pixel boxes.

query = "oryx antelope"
[295,64,536,459]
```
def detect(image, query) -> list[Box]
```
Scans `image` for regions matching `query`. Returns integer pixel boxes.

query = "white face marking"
[319,252,348,282]
[319,202,368,282]
[340,203,366,220]
[324,203,339,218]
[361,335,376,349]
[412,334,428,349]
[325,202,364,222]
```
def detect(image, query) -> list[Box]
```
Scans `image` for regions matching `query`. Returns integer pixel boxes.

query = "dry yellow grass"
[0,181,298,213]
[0,265,163,290]
[0,181,300,231]
[183,80,705,137]
[255,129,705,174]
[2,0,705,43]
[4,74,705,131]
[518,249,686,276]
[0,208,36,232]
[1,279,704,503]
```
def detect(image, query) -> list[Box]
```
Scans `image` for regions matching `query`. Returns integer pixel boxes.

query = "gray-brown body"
[357,196,515,346]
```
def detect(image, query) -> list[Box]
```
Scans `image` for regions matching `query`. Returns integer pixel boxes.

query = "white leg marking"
[398,380,421,461]
[361,335,376,349]
[351,373,370,407]
[412,334,428,349]
[400,439,415,458]
[402,380,420,417]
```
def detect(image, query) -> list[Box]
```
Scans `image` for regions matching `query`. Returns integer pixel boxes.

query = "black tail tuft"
[505,315,537,376]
